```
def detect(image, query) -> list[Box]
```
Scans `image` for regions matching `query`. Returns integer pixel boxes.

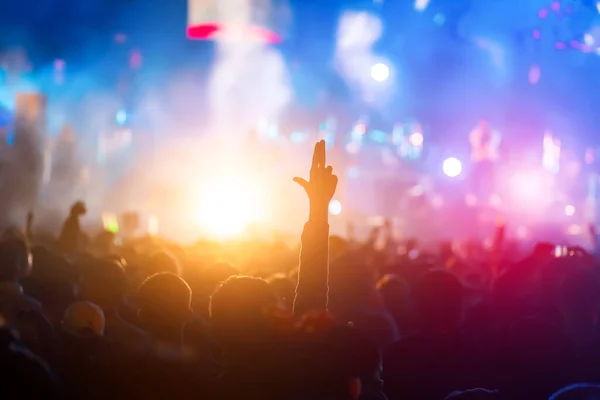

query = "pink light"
[528,64,541,85]
[570,40,580,49]
[532,30,541,40]
[551,1,560,12]
[355,123,366,135]
[409,132,424,146]
[129,50,142,69]
[346,142,360,154]
[509,171,549,209]
[54,59,65,72]
[565,204,575,217]
[187,23,220,39]
[555,42,566,49]
[538,8,548,19]
[581,44,592,53]
[114,33,127,44]
[186,23,281,44]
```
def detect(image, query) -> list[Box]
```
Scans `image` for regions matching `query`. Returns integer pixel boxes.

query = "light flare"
[195,175,266,238]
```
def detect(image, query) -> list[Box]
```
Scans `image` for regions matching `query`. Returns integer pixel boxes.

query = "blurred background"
[1,0,600,243]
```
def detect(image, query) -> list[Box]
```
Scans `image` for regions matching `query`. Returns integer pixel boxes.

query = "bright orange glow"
[195,175,266,238]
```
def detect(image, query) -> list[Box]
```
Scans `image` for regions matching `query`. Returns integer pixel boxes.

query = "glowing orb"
[443,157,462,177]
[196,177,265,238]
[329,199,342,216]
[370,63,390,82]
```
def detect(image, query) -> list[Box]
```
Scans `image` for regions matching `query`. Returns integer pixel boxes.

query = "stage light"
[443,157,462,177]
[116,109,127,125]
[370,63,389,82]
[565,204,575,216]
[102,213,119,234]
[409,132,424,146]
[290,131,306,143]
[370,130,387,143]
[465,193,477,206]
[528,64,541,85]
[346,142,360,154]
[329,199,342,216]
[148,215,159,236]
[433,13,445,25]
[352,122,366,140]
[509,171,549,209]
[490,194,502,208]
[196,176,265,238]
[414,0,430,11]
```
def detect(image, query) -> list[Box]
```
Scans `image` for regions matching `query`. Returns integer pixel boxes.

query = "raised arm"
[490,217,505,282]
[292,140,338,317]
[26,211,33,243]
[589,223,599,258]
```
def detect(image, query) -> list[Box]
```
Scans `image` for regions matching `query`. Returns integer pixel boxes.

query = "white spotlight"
[370,63,390,82]
[565,204,575,216]
[443,157,462,178]
[415,0,430,11]
[329,199,342,216]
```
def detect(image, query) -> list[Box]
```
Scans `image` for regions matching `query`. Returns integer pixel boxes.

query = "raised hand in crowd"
[58,201,87,255]
[26,210,33,242]
[294,139,338,222]
[293,140,338,316]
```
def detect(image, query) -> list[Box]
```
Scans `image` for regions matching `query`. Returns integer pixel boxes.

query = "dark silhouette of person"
[58,201,86,255]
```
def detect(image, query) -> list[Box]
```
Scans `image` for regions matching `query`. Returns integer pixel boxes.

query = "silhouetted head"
[148,250,181,276]
[549,383,600,400]
[62,301,105,337]
[81,259,129,310]
[70,201,87,217]
[92,231,116,256]
[210,276,278,343]
[445,388,500,400]
[201,261,238,293]
[137,273,192,329]
[377,274,410,318]
[413,269,463,331]
[0,236,31,281]
[266,274,295,309]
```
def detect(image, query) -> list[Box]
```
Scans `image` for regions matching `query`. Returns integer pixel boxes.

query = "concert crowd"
[2,139,600,400]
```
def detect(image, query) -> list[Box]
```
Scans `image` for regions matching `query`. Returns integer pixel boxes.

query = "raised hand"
[589,223,597,238]
[294,140,338,222]
[26,211,34,241]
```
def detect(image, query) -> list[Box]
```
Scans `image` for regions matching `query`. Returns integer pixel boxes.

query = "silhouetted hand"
[26,211,33,241]
[589,223,597,238]
[294,140,338,222]
[367,225,381,245]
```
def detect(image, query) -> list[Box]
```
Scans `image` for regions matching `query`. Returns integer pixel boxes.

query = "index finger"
[319,139,326,167]
[311,141,320,170]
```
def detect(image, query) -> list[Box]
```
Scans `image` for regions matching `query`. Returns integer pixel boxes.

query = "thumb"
[293,177,310,191]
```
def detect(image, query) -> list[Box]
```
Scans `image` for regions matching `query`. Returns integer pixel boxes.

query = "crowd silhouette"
[1,139,600,399]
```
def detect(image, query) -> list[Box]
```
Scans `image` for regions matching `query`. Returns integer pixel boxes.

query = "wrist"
[309,202,329,223]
